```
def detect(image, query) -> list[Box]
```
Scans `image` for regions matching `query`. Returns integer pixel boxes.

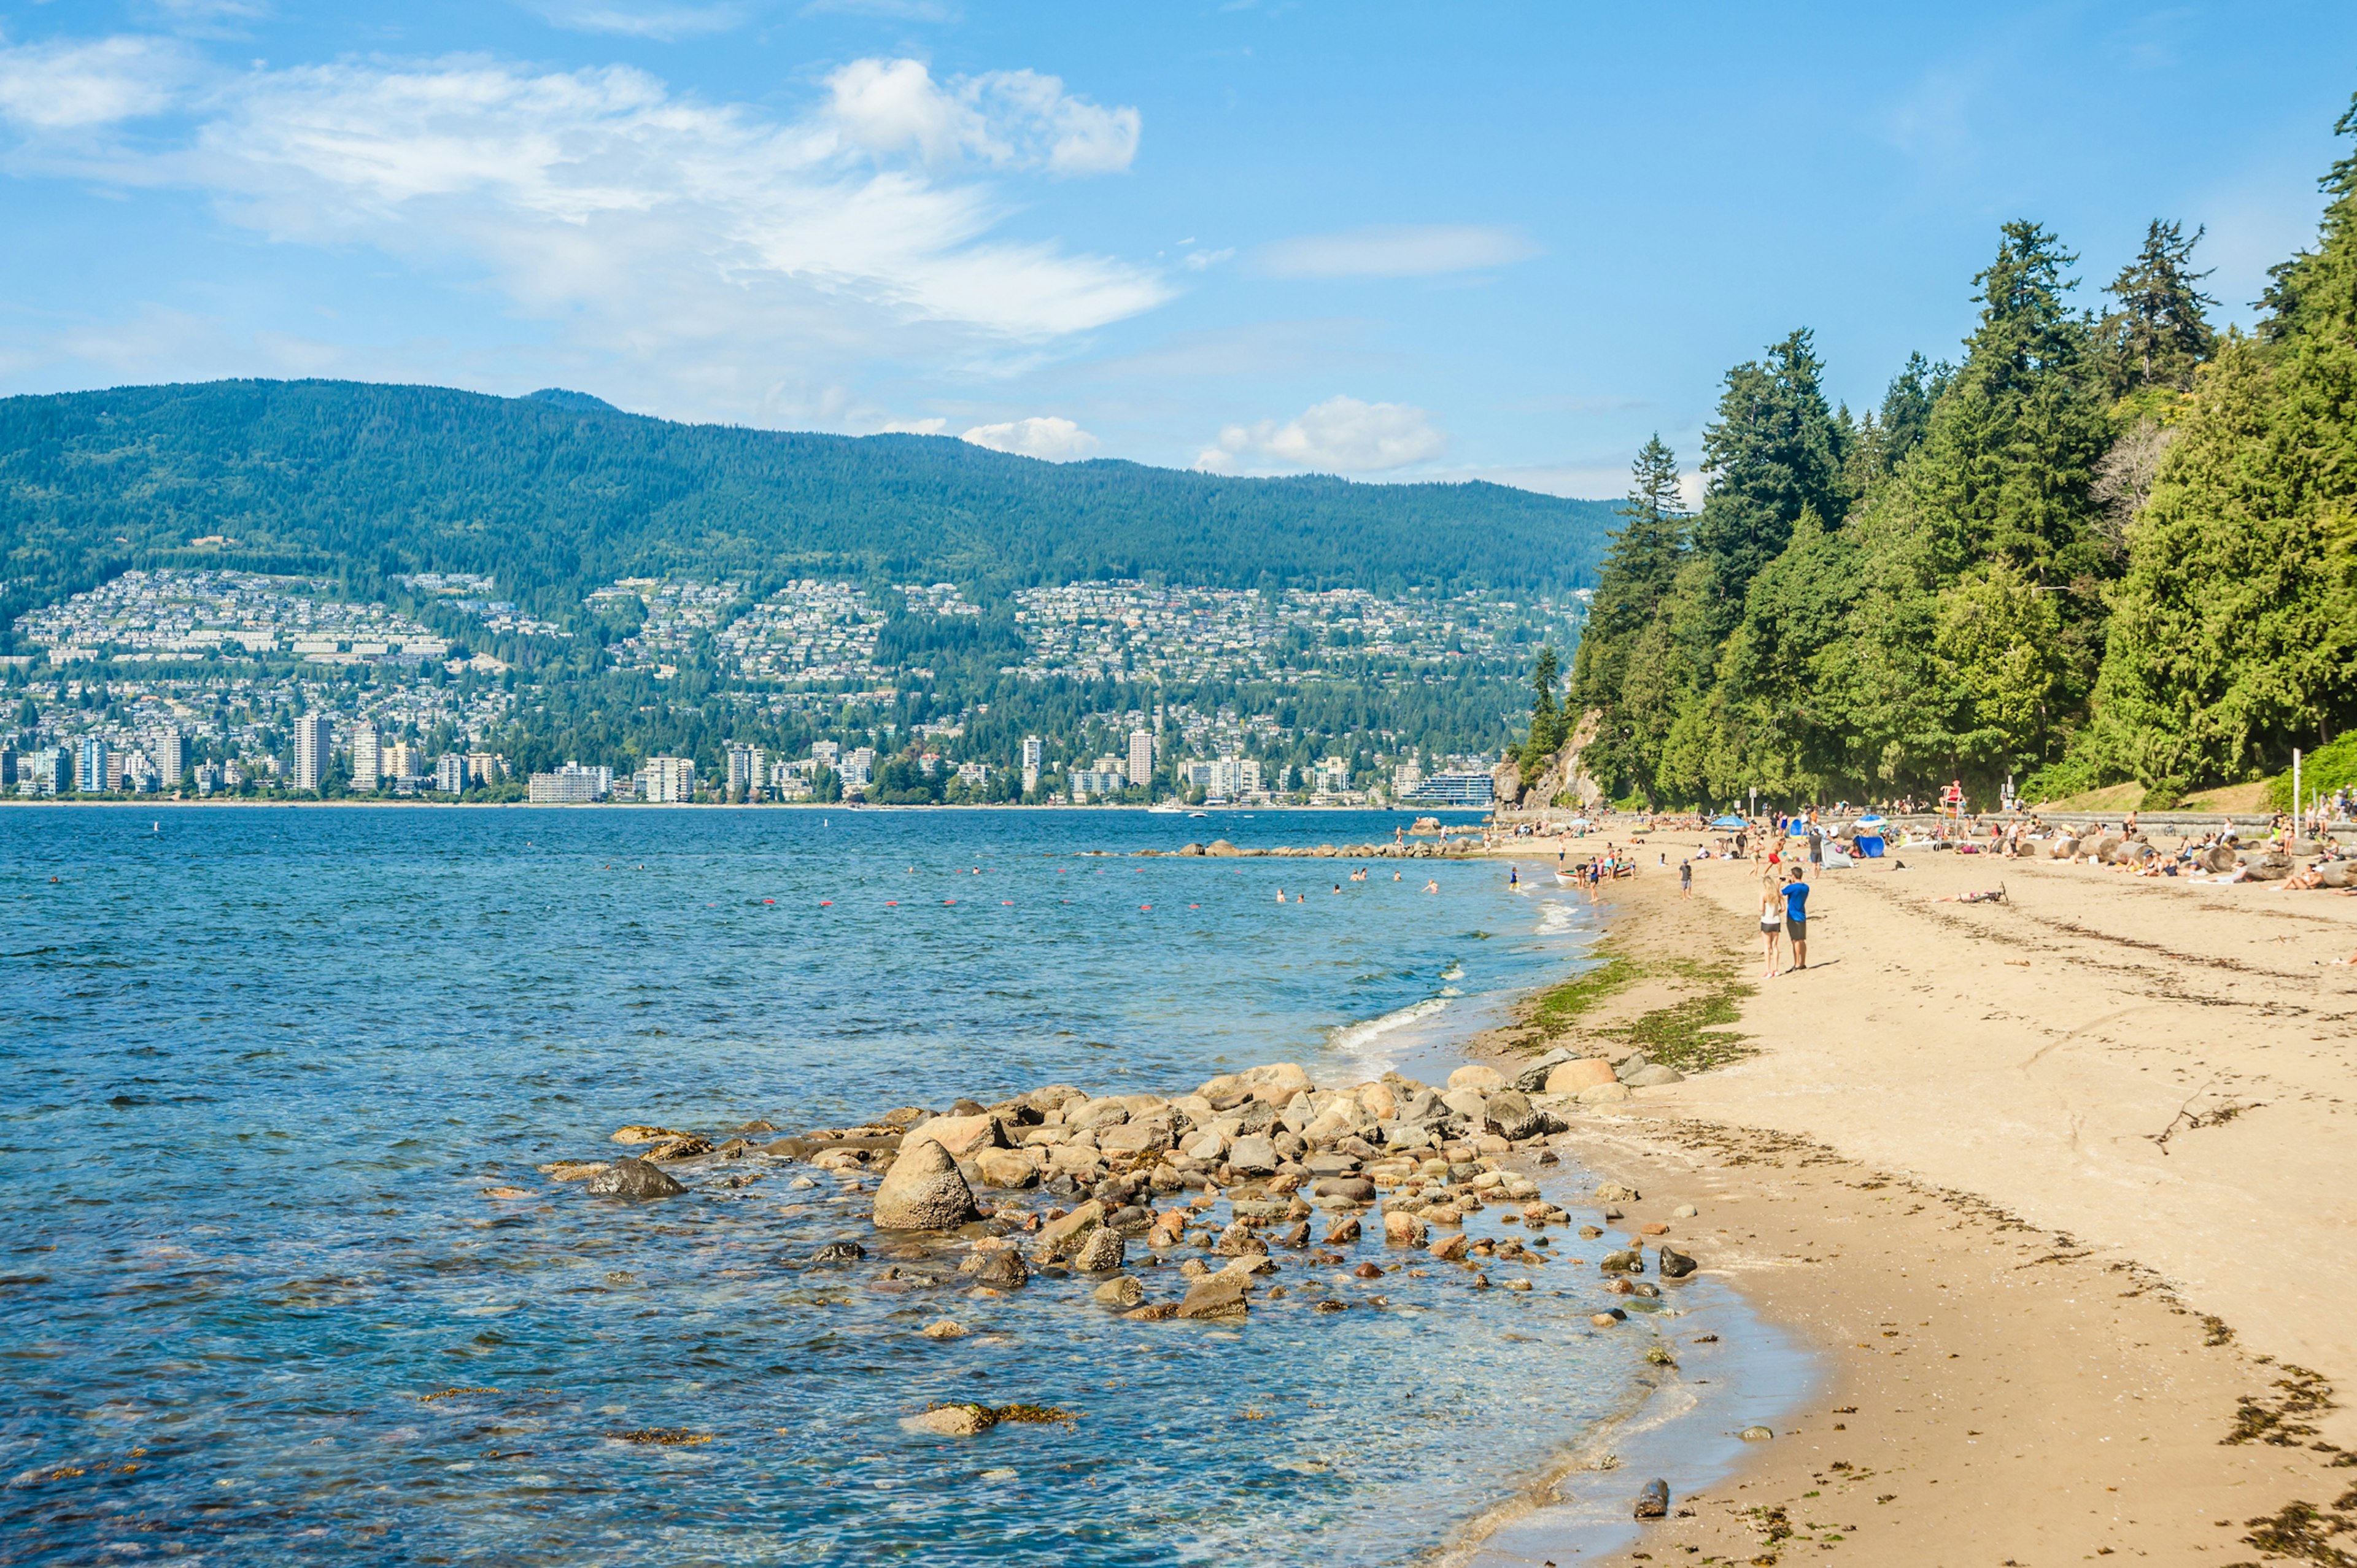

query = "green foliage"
[2087,98,2357,798]
[1522,642,1565,781]
[1689,330,1849,645]
[2265,732,2357,811]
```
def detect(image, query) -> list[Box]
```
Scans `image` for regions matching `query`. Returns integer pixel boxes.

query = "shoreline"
[1450,846,2357,1563]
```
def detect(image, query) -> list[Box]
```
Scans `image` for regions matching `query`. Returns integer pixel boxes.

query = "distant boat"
[1190,811,1208,819]
[1148,803,1185,814]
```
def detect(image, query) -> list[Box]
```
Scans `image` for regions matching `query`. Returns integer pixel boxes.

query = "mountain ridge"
[0,379,1617,648]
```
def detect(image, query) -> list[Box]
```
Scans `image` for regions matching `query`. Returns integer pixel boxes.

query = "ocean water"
[0,805,1676,1566]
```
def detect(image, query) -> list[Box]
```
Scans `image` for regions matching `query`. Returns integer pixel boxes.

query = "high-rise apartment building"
[384,740,420,783]
[350,725,381,792]
[1021,733,1043,795]
[76,736,107,794]
[641,756,695,803]
[1127,728,1154,789]
[152,729,186,786]
[293,714,331,792]
[435,753,468,794]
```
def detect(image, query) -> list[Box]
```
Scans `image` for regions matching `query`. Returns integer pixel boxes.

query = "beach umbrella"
[1709,814,1747,828]
[1855,814,1886,829]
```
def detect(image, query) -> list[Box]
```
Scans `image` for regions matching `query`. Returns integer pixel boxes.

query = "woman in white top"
[1759,872,1786,978]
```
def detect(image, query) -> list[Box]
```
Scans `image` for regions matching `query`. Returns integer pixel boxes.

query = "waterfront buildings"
[76,736,107,794]
[350,725,381,792]
[293,714,331,792]
[1128,728,1154,790]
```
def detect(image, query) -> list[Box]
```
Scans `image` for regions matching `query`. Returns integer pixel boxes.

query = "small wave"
[1326,996,1449,1060]
[1535,901,1580,934]
[1439,964,1463,981]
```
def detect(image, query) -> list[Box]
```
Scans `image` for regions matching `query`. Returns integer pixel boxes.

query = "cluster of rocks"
[539,1061,1706,1348]
[2049,831,2332,881]
[1164,838,1477,860]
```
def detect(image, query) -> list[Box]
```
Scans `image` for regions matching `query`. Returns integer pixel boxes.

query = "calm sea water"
[0,805,1673,1566]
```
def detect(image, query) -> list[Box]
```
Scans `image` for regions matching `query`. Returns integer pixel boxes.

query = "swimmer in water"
[1393,870,1402,881]
[1331,883,1341,895]
[1275,887,1286,903]
[1508,865,1520,887]
[1423,878,1439,894]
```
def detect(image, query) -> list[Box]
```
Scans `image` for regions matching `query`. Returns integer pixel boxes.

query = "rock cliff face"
[1499,709,1606,813]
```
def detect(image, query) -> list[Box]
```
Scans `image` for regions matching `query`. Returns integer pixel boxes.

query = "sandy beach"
[1471,840,2357,1564]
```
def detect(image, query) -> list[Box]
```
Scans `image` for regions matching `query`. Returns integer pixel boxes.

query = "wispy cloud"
[1255,223,1538,279]
[520,0,753,41]
[1193,395,1446,474]
[0,39,1169,419]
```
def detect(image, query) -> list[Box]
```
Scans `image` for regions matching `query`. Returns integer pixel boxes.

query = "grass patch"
[1606,979,1755,1073]
[1526,956,1643,1036]
[1518,941,1755,1074]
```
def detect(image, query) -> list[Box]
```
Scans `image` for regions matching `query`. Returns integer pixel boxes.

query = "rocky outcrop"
[586,1156,686,1200]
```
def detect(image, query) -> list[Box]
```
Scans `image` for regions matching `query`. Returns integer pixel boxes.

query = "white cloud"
[522,1,751,39]
[961,415,1099,460]
[877,415,947,434]
[0,35,199,129]
[0,41,1168,419]
[1179,245,1233,272]
[827,58,1139,175]
[1194,395,1447,474]
[1256,223,1538,279]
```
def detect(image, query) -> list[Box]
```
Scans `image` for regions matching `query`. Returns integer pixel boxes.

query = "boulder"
[1047,1145,1105,1179]
[1447,1064,1506,1091]
[1180,1129,1227,1162]
[1511,1048,1580,1094]
[1227,1135,1280,1176]
[809,1240,866,1264]
[1312,1176,1376,1203]
[1098,1121,1174,1156]
[1595,1182,1641,1202]
[1622,1064,1686,1088]
[974,1249,1029,1289]
[1199,1063,1314,1104]
[919,1318,967,1339]
[610,1124,689,1145]
[1035,1200,1105,1260]
[1303,1153,1361,1177]
[972,1148,1040,1189]
[1323,1216,1363,1245]
[1576,1082,1632,1105]
[1546,1059,1619,1094]
[1177,843,1205,857]
[1356,1081,1399,1120]
[1657,1246,1697,1280]
[1070,1226,1126,1273]
[1598,1249,1646,1275]
[1177,1272,1250,1319]
[1213,1221,1269,1257]
[900,1404,993,1437]
[1383,1211,1428,1247]
[1067,1099,1132,1132]
[1430,1231,1469,1262]
[1484,1088,1549,1142]
[1634,1478,1671,1520]
[1093,1273,1145,1308]
[872,1139,981,1230]
[587,1156,686,1200]
[1440,1087,1490,1122]
[1204,839,1242,858]
[642,1135,714,1162]
[905,1114,1006,1156]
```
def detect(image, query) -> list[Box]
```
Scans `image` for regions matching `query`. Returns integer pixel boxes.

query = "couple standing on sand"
[1759,864,1811,977]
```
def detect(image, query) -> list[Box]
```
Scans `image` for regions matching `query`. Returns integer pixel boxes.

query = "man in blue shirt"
[1782,867,1811,971]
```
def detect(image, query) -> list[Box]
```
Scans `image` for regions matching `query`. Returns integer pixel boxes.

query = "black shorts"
[1786,917,1807,941]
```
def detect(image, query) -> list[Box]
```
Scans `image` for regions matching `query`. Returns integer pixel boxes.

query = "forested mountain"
[1558,91,2357,811]
[0,379,1615,647]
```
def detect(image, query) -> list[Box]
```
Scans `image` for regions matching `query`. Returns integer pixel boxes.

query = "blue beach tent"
[1852,814,1887,857]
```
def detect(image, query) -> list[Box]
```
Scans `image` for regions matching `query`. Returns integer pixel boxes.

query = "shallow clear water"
[0,805,1670,1566]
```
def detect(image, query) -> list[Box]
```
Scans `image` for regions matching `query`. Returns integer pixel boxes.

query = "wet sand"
[1465,844,2357,1564]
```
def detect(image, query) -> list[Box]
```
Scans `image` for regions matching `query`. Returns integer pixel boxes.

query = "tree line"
[1552,93,2357,811]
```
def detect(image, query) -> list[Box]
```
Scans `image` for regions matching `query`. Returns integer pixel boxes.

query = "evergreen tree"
[1905,221,2113,601]
[1688,329,1850,643]
[2096,220,2217,400]
[1568,434,1687,797]
[1522,642,1565,779]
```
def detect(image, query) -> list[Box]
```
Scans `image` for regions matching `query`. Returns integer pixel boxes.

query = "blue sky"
[2,2,2353,500]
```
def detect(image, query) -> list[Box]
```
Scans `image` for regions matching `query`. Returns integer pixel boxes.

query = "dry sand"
[1478,841,2357,1565]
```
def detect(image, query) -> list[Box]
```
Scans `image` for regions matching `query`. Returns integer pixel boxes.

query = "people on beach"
[1680,859,1693,898]
[1759,872,1785,976]
[1782,866,1811,971]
